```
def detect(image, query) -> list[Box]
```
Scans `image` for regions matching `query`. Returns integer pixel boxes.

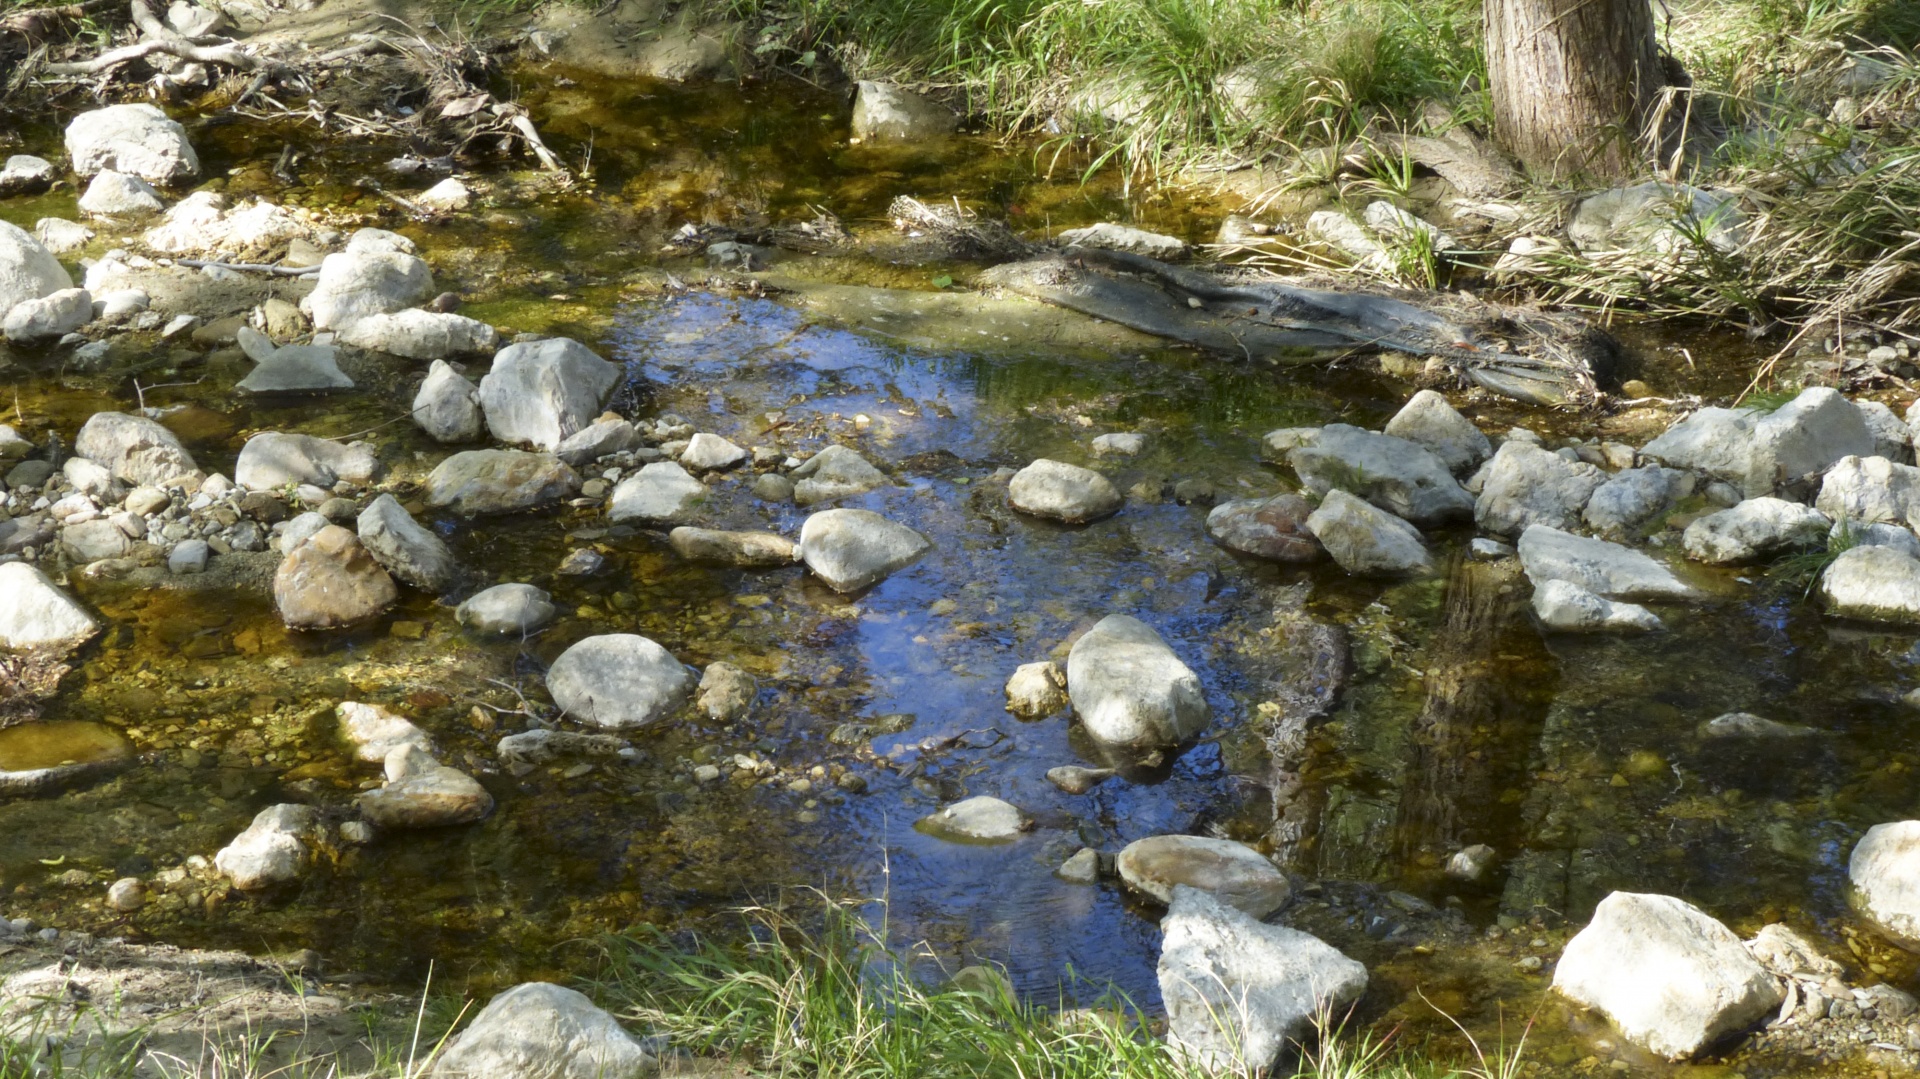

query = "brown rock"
[1206,493,1321,562]
[273,524,397,629]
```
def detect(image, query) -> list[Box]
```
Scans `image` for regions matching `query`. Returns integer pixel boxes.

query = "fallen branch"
[506,111,564,172]
[175,257,320,277]
[41,36,259,75]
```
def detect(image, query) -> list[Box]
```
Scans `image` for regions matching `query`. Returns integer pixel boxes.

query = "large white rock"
[546,634,693,730]
[303,229,434,331]
[74,411,200,488]
[357,494,456,592]
[426,982,655,1079]
[1531,579,1661,633]
[1159,886,1366,1075]
[791,444,887,505]
[850,81,957,142]
[413,360,484,443]
[1856,399,1911,462]
[1682,497,1829,564]
[77,170,163,216]
[606,462,707,524]
[213,804,319,891]
[336,309,497,359]
[1066,614,1208,748]
[1552,891,1782,1060]
[337,701,433,763]
[1517,524,1695,600]
[64,104,199,184]
[1008,459,1123,523]
[0,562,100,651]
[424,450,579,515]
[0,155,54,196]
[1583,466,1691,540]
[1641,389,1874,497]
[1475,441,1607,536]
[1382,389,1490,474]
[1820,543,1920,624]
[234,432,379,490]
[477,337,620,451]
[1288,424,1473,525]
[141,193,314,258]
[1118,836,1289,917]
[797,508,931,592]
[1850,821,1920,950]
[1304,489,1431,575]
[1814,455,1920,526]
[3,287,91,342]
[0,220,73,315]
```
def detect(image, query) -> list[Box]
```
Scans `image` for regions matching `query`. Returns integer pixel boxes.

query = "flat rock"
[1116,835,1290,917]
[337,701,433,763]
[236,345,354,394]
[546,633,693,730]
[64,104,198,183]
[797,508,931,592]
[1532,579,1661,633]
[1008,459,1123,523]
[273,524,397,629]
[1820,543,1920,624]
[680,432,747,471]
[667,526,797,567]
[1066,614,1208,748]
[791,445,888,505]
[1382,389,1490,474]
[1851,821,1920,949]
[425,982,654,1079]
[62,518,129,561]
[607,462,707,524]
[425,450,579,515]
[1206,494,1320,562]
[457,583,556,635]
[917,796,1030,843]
[358,744,494,828]
[1305,489,1431,575]
[0,562,99,651]
[336,309,497,359]
[1058,222,1189,259]
[213,804,318,890]
[235,432,379,490]
[413,361,484,443]
[1682,497,1829,564]
[1091,432,1147,457]
[477,337,620,452]
[357,494,456,592]
[1288,424,1472,525]
[75,412,200,488]
[1517,524,1695,600]
[1699,712,1816,739]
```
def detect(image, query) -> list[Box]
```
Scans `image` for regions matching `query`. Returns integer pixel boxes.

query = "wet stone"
[607,463,706,524]
[1066,614,1208,748]
[1206,493,1320,562]
[1117,835,1291,918]
[667,526,797,567]
[1004,661,1067,719]
[791,445,887,505]
[546,633,694,730]
[696,661,756,722]
[337,701,433,763]
[1008,459,1123,523]
[917,796,1030,843]
[425,450,580,516]
[797,509,931,592]
[457,583,556,635]
[273,524,398,630]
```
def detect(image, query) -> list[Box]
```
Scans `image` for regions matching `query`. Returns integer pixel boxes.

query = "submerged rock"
[607,463,706,524]
[457,583,556,635]
[0,221,73,315]
[358,744,494,829]
[1851,821,1920,950]
[425,450,579,515]
[696,661,755,722]
[235,432,379,491]
[1117,835,1290,917]
[1290,424,1472,525]
[1159,885,1366,1075]
[850,81,957,142]
[64,104,199,184]
[273,524,398,629]
[1046,765,1114,794]
[1820,544,1920,624]
[668,526,797,567]
[1066,614,1208,748]
[1305,489,1431,576]
[1008,459,1123,523]
[1517,525,1695,600]
[917,796,1030,843]
[214,804,319,891]
[1475,441,1606,535]
[1004,661,1067,719]
[1382,389,1490,474]
[1682,497,1828,564]
[797,509,932,592]
[0,563,99,651]
[1552,891,1782,1060]
[75,411,200,489]
[357,494,456,592]
[1531,580,1661,633]
[1206,494,1319,562]
[546,634,694,730]
[496,729,631,776]
[791,444,889,505]
[478,337,620,452]
[1699,712,1817,739]
[425,982,655,1079]
[337,701,433,763]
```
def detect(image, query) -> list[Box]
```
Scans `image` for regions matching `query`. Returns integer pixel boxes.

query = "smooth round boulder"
[456,583,556,635]
[1065,614,1208,748]
[546,634,693,729]
[798,509,931,592]
[667,526,798,568]
[425,982,655,1079]
[1008,459,1123,524]
[1853,821,1920,950]
[1206,494,1320,562]
[1117,835,1292,918]
[425,450,579,515]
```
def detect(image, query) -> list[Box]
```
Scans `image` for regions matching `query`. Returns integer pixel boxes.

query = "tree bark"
[1485,0,1667,181]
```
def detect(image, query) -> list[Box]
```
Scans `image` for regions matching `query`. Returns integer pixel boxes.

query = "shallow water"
[1,74,1916,1075]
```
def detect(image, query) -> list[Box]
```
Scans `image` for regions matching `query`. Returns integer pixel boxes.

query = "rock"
[1517,524,1695,600]
[335,310,497,359]
[1583,466,1691,539]
[1446,844,1497,881]
[417,177,471,212]
[1205,494,1320,562]
[547,634,694,730]
[1261,427,1319,460]
[61,458,115,503]
[168,538,210,574]
[1699,712,1816,739]
[1568,182,1746,256]
[1552,891,1783,1059]
[76,412,199,489]
[1474,441,1607,536]
[235,432,379,491]
[635,28,730,80]
[1117,836,1290,917]
[478,337,620,451]
[1058,222,1189,260]
[1820,543,1920,623]
[337,701,434,763]
[1531,579,1662,633]
[64,104,199,184]
[1289,424,1473,525]
[791,445,888,505]
[917,796,1030,843]
[1046,765,1113,794]
[1682,498,1829,564]
[1058,848,1100,883]
[1066,614,1208,748]
[142,193,314,258]
[696,661,755,722]
[1857,399,1911,462]
[0,562,99,650]
[1641,389,1874,498]
[213,804,319,890]
[105,877,146,912]
[259,296,306,338]
[61,518,129,561]
[496,729,630,776]
[1852,821,1920,949]
[1091,432,1147,457]
[281,511,330,551]
[850,81,957,142]
[1159,885,1367,1075]
[1364,199,1458,251]
[36,218,94,256]
[1305,489,1431,575]
[167,0,222,35]
[77,170,163,216]
[680,432,747,471]
[273,524,398,629]
[1305,209,1387,268]
[8,459,54,489]
[4,287,90,341]
[0,155,54,196]
[456,583,555,636]
[0,220,73,315]
[413,360,485,443]
[358,494,456,592]
[358,744,494,828]
[1847,520,1920,558]
[1004,661,1067,719]
[797,508,932,592]
[1814,455,1920,526]
[303,229,434,331]
[236,344,355,394]
[1382,389,1490,474]
[1008,459,1123,523]
[607,462,707,524]
[668,526,797,567]
[425,982,655,1079]
[1471,537,1514,560]
[752,473,794,502]
[556,417,636,466]
[425,450,579,515]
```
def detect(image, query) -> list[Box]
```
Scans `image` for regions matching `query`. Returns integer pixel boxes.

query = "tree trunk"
[1485,0,1668,180]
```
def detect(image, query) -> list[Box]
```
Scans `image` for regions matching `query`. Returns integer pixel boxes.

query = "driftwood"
[981,247,1616,407]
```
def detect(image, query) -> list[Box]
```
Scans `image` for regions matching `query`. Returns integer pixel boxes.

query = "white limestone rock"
[546,633,694,730]
[797,508,931,592]
[1118,836,1290,917]
[1814,455,1920,526]
[1288,424,1473,525]
[303,229,434,331]
[77,171,163,216]
[64,104,199,184]
[850,81,957,142]
[0,220,73,315]
[456,583,556,635]
[357,494,456,592]
[235,432,378,490]
[1820,543,1920,624]
[0,562,100,651]
[791,444,888,505]
[1066,614,1208,748]
[478,337,620,451]
[1851,821,1920,950]
[1517,524,1695,600]
[1008,459,1123,523]
[1058,222,1189,260]
[607,462,707,524]
[213,804,319,891]
[337,701,433,764]
[1382,389,1490,474]
[917,796,1030,843]
[1305,489,1431,576]
[3,287,91,341]
[1475,441,1607,536]
[336,309,497,359]
[1682,497,1830,564]
[425,982,655,1079]
[1531,579,1661,633]
[413,360,484,444]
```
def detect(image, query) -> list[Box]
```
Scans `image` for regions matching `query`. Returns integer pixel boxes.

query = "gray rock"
[105,877,147,912]
[1552,891,1782,1060]
[61,457,117,502]
[1641,389,1874,497]
[556,549,605,576]
[0,562,99,650]
[556,418,636,466]
[6,459,52,489]
[280,511,330,551]
[607,462,707,524]
[478,337,620,451]
[1852,821,1920,949]
[1470,537,1515,560]
[335,310,497,359]
[696,661,755,722]
[426,982,654,1079]
[62,517,130,561]
[1531,579,1661,633]
[1159,885,1366,1075]
[456,583,555,635]
[1699,712,1816,739]
[213,804,319,890]
[917,796,1030,843]
[1814,455,1920,525]
[791,445,887,505]
[546,633,694,730]
[168,538,210,574]
[35,218,94,257]
[1058,222,1189,260]
[425,451,579,515]
[1206,494,1320,562]
[850,81,957,142]
[357,494,456,592]
[0,221,71,316]
[1583,465,1691,539]
[1446,844,1497,881]
[1261,427,1319,461]
[358,744,494,828]
[64,104,199,184]
[337,701,433,763]
[797,508,932,592]
[1820,543,1920,623]
[236,345,354,394]
[77,171,162,216]
[1856,399,1911,463]
[303,229,434,331]
[1117,836,1290,917]
[680,433,747,471]
[1008,459,1123,523]
[1057,848,1100,883]
[3,287,91,341]
[1475,441,1607,535]
[1517,524,1695,600]
[496,729,631,776]
[752,473,795,502]
[1844,520,1920,558]
[1305,489,1431,575]
[1381,389,1490,474]
[1289,424,1472,525]
[668,526,797,567]
[0,155,54,196]
[413,360,485,444]
[1046,765,1113,794]
[235,432,379,490]
[1004,661,1067,719]
[1091,432,1147,457]
[1682,497,1829,564]
[1066,614,1208,748]
[1568,182,1746,255]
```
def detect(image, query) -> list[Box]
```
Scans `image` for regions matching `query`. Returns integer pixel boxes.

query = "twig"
[174,257,320,277]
